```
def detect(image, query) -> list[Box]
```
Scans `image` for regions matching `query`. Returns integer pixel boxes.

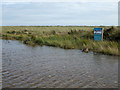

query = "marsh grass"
[1,26,120,56]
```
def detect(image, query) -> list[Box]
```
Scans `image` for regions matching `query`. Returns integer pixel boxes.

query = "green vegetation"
[1,26,120,56]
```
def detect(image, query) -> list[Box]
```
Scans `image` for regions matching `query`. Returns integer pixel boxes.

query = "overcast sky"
[2,1,118,26]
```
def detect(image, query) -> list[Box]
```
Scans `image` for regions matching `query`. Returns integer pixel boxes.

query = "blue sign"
[94,28,103,41]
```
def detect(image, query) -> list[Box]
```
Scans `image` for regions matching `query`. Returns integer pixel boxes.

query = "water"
[2,40,118,88]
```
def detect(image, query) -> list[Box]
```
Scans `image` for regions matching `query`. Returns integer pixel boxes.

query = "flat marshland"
[1,26,120,56]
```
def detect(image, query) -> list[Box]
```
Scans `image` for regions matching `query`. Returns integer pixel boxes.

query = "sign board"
[94,28,103,41]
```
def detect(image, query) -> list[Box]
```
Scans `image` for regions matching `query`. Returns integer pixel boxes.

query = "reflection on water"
[2,40,118,88]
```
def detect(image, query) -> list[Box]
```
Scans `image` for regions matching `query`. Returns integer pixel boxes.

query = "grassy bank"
[1,26,120,56]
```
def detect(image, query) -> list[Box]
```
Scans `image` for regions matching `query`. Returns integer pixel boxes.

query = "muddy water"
[2,40,118,88]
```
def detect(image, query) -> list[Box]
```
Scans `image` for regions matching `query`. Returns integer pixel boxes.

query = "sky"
[2,1,118,26]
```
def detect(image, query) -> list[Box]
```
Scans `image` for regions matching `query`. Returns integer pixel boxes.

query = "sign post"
[94,28,103,41]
